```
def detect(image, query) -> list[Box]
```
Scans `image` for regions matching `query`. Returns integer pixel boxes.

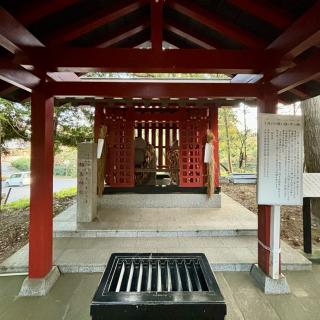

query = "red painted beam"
[0,59,40,91]
[0,7,79,86]
[268,1,320,58]
[0,81,17,96]
[167,0,267,49]
[163,30,194,48]
[16,0,80,26]
[165,18,220,49]
[227,0,292,29]
[16,48,280,73]
[124,31,151,48]
[29,90,54,278]
[0,7,43,53]
[151,0,164,50]
[46,72,80,81]
[94,20,150,48]
[271,50,320,93]
[46,0,148,46]
[44,81,259,98]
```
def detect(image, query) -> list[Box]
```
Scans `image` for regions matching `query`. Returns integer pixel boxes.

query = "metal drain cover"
[91,253,226,319]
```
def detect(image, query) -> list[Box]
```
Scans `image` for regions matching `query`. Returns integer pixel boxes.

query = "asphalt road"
[2,177,77,203]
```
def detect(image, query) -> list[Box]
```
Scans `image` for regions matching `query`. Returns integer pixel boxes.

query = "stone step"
[0,236,311,274]
[54,229,257,238]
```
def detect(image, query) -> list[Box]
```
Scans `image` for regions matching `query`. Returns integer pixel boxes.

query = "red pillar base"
[19,266,60,296]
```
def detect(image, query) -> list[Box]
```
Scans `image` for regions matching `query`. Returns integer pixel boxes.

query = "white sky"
[234,102,301,132]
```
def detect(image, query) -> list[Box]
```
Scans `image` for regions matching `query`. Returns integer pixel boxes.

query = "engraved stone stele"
[19,266,60,296]
[250,264,290,295]
[77,143,98,223]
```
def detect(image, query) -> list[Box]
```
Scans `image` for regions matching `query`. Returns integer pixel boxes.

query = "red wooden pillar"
[29,90,54,279]
[209,106,220,188]
[94,103,104,142]
[257,87,279,277]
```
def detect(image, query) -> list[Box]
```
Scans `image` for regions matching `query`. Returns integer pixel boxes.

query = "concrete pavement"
[0,265,319,320]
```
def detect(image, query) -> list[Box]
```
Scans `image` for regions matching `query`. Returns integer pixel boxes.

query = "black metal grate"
[91,253,227,320]
[107,258,209,293]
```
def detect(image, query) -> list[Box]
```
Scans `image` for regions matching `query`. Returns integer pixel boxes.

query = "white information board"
[257,114,303,205]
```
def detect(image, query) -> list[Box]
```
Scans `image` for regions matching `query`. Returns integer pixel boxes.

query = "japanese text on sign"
[257,114,303,205]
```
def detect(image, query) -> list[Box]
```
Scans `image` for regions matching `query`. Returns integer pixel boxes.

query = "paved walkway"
[0,265,319,320]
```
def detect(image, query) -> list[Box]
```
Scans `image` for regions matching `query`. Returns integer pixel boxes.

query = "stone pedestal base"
[250,264,290,295]
[19,266,60,296]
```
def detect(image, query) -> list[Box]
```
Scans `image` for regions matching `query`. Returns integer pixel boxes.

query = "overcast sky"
[234,102,301,132]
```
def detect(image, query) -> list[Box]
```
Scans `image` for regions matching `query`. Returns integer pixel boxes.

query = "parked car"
[5,172,31,187]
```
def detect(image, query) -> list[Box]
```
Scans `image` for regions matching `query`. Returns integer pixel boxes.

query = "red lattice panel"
[179,120,207,187]
[106,111,134,187]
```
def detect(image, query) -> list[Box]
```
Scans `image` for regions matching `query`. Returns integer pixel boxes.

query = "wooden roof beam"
[151,0,164,51]
[227,0,292,29]
[15,0,81,26]
[167,0,267,49]
[93,19,150,48]
[46,0,148,46]
[0,8,80,85]
[165,25,215,49]
[16,48,281,73]
[271,50,320,93]
[0,58,40,92]
[44,81,260,98]
[0,81,17,96]
[0,7,43,53]
[268,1,320,58]
[165,18,221,49]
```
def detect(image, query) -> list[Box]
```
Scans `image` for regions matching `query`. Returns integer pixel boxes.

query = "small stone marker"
[77,142,98,222]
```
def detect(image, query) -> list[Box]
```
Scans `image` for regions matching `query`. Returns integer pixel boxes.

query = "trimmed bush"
[11,157,30,171]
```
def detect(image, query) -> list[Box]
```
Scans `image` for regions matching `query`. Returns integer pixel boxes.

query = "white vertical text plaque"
[257,114,303,205]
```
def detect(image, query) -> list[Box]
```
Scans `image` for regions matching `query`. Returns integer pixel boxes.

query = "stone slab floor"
[0,265,320,320]
[54,193,257,233]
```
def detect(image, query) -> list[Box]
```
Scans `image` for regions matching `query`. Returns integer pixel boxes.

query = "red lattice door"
[106,110,134,187]
[179,111,207,187]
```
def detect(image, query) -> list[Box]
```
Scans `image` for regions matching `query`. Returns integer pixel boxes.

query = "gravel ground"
[0,197,75,264]
[221,181,320,250]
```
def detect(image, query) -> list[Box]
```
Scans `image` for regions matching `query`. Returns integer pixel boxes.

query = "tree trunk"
[302,96,320,218]
[223,110,233,173]
[0,124,2,210]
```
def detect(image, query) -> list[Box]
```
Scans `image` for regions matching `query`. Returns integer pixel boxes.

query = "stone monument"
[77,142,98,222]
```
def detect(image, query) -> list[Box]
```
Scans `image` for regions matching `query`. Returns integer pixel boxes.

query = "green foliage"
[0,99,30,150]
[53,186,77,199]
[1,198,30,210]
[83,72,230,80]
[0,99,94,151]
[2,187,77,210]
[54,104,94,151]
[11,157,30,171]
[54,146,77,177]
[219,107,257,174]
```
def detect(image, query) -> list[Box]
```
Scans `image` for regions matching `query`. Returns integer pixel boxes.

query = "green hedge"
[11,158,30,171]
[1,186,77,211]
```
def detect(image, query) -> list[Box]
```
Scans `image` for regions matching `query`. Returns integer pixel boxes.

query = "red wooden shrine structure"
[97,104,219,188]
[0,0,319,291]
